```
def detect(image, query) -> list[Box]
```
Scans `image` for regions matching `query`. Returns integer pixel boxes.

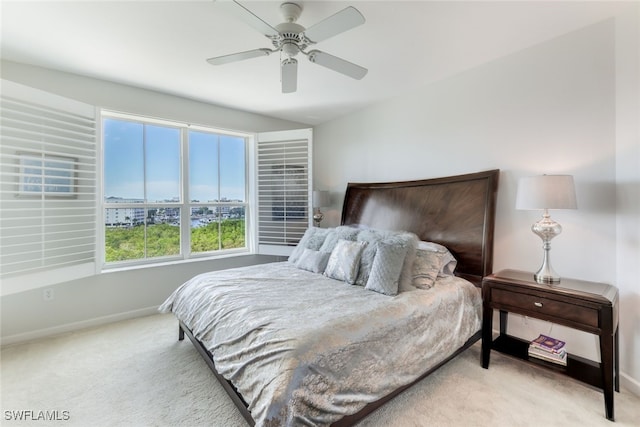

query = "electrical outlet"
[43,288,54,301]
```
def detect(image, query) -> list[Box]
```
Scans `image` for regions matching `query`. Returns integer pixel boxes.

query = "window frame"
[100,110,253,271]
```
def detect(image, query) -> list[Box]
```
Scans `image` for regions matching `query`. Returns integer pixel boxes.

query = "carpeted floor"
[1,313,638,426]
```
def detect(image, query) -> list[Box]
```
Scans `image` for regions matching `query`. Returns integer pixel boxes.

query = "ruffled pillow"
[416,241,457,277]
[411,242,458,289]
[411,249,441,289]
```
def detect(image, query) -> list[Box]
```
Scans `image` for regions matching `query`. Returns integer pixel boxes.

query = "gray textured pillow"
[295,248,331,273]
[324,239,367,284]
[365,241,410,296]
[355,229,417,286]
[288,227,331,264]
[397,237,418,292]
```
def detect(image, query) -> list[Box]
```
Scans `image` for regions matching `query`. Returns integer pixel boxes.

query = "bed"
[160,169,499,426]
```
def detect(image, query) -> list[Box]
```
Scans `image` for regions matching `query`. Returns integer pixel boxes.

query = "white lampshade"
[312,190,330,208]
[516,175,577,210]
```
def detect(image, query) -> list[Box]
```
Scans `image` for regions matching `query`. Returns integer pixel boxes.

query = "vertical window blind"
[256,130,312,256]
[0,81,97,294]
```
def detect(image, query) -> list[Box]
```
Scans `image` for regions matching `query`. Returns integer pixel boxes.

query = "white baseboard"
[0,306,159,346]
[620,372,640,397]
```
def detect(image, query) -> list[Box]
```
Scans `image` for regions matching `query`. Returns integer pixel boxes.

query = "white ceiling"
[0,1,632,125]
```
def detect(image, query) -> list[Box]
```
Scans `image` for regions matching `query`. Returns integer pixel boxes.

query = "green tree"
[106,219,245,261]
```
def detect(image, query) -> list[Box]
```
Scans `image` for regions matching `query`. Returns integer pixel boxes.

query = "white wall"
[614,6,640,397]
[314,15,639,392]
[0,61,303,343]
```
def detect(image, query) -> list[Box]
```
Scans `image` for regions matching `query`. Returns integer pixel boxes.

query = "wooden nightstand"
[481,269,619,421]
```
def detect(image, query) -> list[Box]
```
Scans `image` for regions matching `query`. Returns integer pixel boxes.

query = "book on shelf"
[528,346,567,366]
[528,334,567,366]
[529,334,566,354]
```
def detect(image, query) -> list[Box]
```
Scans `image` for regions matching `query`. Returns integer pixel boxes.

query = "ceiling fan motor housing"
[274,22,307,57]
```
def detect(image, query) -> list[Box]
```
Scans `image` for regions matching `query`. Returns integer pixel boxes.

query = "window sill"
[101,250,255,275]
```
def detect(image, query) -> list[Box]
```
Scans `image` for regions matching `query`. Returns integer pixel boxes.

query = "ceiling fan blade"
[218,0,279,38]
[207,48,272,65]
[281,58,298,93]
[307,50,367,80]
[304,6,365,43]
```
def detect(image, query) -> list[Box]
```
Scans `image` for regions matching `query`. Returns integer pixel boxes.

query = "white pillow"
[324,239,367,284]
[295,248,331,274]
[295,249,331,273]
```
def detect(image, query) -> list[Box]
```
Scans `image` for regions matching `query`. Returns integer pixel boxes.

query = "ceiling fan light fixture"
[281,58,298,93]
[282,41,300,57]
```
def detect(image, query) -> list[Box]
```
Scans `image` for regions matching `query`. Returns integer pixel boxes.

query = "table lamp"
[516,175,577,284]
[312,190,329,227]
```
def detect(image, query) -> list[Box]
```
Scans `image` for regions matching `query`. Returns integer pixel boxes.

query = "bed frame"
[178,169,500,426]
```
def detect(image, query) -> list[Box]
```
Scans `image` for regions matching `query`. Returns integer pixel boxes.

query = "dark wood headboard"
[340,169,499,286]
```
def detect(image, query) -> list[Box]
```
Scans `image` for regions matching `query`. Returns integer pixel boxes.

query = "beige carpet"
[1,313,639,426]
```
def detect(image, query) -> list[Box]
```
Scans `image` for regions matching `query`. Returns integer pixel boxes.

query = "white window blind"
[0,81,97,295]
[256,129,312,256]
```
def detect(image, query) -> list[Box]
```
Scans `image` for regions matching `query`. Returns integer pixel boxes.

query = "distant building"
[104,197,145,226]
[104,197,245,226]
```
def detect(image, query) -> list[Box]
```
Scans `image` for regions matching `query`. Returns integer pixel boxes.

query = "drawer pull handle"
[534,302,543,307]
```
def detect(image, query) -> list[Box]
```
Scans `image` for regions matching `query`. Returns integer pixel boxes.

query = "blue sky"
[103,118,245,202]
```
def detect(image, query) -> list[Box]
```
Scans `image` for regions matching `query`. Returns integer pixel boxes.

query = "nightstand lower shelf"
[491,334,603,389]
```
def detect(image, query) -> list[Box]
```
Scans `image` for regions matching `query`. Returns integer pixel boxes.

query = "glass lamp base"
[534,246,561,284]
[532,211,562,285]
[313,210,324,227]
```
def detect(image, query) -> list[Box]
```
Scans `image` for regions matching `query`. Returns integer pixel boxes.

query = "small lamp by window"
[516,175,577,284]
[312,190,330,227]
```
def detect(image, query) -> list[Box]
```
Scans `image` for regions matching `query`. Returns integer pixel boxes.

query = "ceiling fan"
[207,0,368,93]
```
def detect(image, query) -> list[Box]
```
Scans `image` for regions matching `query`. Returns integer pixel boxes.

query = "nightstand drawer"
[492,288,598,328]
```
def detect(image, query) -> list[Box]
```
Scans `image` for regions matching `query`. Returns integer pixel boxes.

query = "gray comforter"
[159,261,481,426]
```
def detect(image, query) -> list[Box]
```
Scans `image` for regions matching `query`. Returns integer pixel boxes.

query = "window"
[102,112,249,267]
